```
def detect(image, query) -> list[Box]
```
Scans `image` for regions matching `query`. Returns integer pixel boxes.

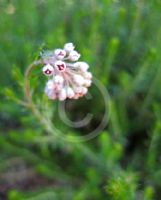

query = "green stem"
[24,60,46,124]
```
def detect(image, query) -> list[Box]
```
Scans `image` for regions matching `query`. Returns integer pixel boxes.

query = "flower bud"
[73,74,85,85]
[75,62,89,72]
[68,50,80,61]
[59,88,67,101]
[66,87,75,98]
[55,84,63,92]
[54,49,66,59]
[74,87,82,94]
[84,71,92,79]
[81,87,88,94]
[46,80,55,89]
[84,79,92,87]
[54,75,64,84]
[44,85,56,99]
[64,42,75,52]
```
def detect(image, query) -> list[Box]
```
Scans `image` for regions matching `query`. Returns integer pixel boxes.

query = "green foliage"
[1,0,161,199]
[107,171,138,200]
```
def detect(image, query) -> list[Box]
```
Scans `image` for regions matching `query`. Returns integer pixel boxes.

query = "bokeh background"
[1,0,161,199]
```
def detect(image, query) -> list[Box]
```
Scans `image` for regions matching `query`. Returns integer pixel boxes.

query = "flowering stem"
[24,60,42,102]
[24,60,46,124]
[24,60,101,168]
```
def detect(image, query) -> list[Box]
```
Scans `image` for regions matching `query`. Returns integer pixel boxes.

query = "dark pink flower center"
[58,51,64,56]
[57,64,65,71]
[45,69,52,74]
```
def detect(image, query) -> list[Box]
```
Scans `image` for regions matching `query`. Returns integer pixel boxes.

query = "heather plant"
[1,0,161,199]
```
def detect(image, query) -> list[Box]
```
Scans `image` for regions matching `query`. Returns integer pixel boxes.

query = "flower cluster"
[41,43,92,101]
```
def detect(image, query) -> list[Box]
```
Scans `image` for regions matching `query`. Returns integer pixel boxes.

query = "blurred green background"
[1,0,161,199]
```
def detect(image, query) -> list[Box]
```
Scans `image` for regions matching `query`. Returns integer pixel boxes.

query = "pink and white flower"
[68,50,80,61]
[41,43,92,101]
[54,60,66,72]
[54,49,66,60]
[64,42,75,52]
[42,64,54,76]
